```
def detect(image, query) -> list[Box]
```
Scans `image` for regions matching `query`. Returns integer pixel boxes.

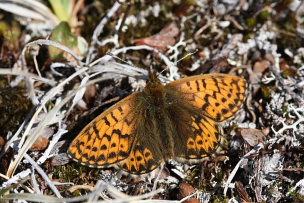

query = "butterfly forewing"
[68,93,139,167]
[167,74,247,122]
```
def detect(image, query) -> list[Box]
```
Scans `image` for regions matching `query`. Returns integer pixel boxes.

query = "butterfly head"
[145,70,163,89]
[141,70,167,105]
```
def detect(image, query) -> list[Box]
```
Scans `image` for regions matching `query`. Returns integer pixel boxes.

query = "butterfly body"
[68,72,247,175]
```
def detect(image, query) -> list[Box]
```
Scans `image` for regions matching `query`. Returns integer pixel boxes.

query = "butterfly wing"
[162,101,221,160]
[68,92,139,168]
[167,74,247,122]
[117,142,161,175]
[180,115,220,159]
[68,73,247,173]
[167,74,246,159]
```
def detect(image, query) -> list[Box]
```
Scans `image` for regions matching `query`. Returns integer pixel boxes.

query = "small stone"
[51,153,70,166]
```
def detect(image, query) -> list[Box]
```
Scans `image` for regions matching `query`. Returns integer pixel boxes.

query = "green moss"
[284,21,295,33]
[0,21,21,52]
[0,77,32,137]
[290,192,304,203]
[198,178,213,192]
[213,197,229,203]
[283,104,288,114]
[282,69,295,78]
[246,18,257,29]
[259,10,270,20]
[53,165,81,183]
[261,86,275,99]
[184,165,200,182]
[52,163,104,195]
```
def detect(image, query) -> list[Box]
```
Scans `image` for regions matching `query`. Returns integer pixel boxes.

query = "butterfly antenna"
[175,49,198,64]
[158,49,198,76]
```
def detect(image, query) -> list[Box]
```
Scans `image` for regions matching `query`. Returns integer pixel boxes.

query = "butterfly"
[68,71,247,175]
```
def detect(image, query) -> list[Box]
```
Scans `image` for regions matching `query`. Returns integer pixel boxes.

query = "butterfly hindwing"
[68,93,139,167]
[118,142,161,175]
[182,115,220,159]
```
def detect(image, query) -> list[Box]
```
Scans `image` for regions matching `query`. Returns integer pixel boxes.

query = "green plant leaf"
[49,0,72,22]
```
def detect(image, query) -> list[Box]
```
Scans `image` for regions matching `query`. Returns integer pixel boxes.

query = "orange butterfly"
[68,71,247,175]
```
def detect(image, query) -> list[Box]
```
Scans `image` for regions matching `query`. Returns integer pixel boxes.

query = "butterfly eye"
[167,98,174,105]
[164,94,174,105]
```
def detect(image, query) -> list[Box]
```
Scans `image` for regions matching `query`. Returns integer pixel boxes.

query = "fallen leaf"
[133,22,179,51]
[238,128,266,147]
[29,135,49,151]
[0,136,5,149]
[85,83,97,106]
[235,181,252,202]
[174,1,194,17]
[250,59,271,94]
[179,182,199,203]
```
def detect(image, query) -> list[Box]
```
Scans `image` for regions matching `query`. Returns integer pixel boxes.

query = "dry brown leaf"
[29,135,49,151]
[238,128,267,147]
[0,136,5,149]
[179,182,199,203]
[235,181,252,202]
[133,22,179,51]
[250,60,271,94]
[85,83,97,105]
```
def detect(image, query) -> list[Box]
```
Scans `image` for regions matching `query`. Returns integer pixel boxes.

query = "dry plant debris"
[0,0,304,202]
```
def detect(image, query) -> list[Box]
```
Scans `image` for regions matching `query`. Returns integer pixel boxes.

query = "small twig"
[246,93,257,124]
[31,167,42,194]
[37,125,68,165]
[117,3,131,38]
[29,44,42,77]
[152,163,165,196]
[22,39,82,68]
[180,190,198,202]
[2,169,31,188]
[86,1,122,64]
[0,173,9,180]
[0,68,56,86]
[116,0,133,5]
[24,154,62,198]
[224,15,244,31]
[91,45,178,81]
[92,2,121,43]
[224,143,264,196]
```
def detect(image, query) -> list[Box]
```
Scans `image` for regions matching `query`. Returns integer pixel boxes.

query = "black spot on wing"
[110,112,118,122]
[103,117,110,126]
